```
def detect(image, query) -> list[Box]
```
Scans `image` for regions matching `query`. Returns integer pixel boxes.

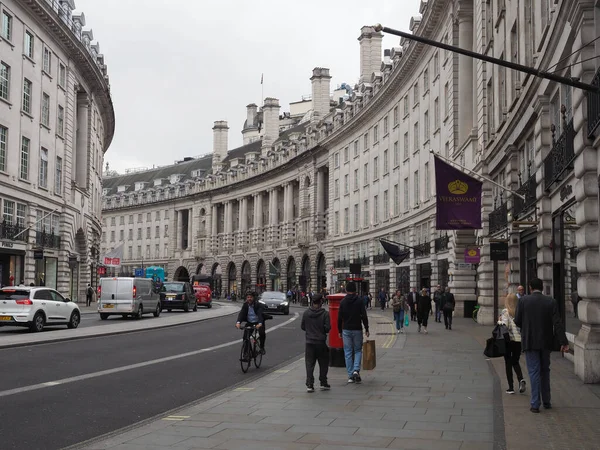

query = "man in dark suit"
[515,278,569,413]
[235,292,266,354]
[407,288,418,321]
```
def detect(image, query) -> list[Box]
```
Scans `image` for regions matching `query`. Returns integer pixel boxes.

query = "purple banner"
[434,156,483,230]
[465,247,481,264]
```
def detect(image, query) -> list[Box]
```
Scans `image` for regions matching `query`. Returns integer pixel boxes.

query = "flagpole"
[261,73,264,103]
[430,150,526,200]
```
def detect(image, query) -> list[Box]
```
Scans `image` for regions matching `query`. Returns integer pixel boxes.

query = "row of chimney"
[211,26,384,172]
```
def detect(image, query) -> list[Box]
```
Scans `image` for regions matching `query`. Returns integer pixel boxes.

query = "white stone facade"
[101,0,600,382]
[0,0,114,301]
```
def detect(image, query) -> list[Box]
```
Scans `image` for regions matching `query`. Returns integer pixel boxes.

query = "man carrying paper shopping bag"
[338,281,370,383]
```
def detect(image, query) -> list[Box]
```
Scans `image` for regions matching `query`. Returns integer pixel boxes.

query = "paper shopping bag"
[362,339,377,370]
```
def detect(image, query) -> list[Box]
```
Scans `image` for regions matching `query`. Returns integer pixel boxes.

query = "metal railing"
[434,235,449,252]
[489,202,508,234]
[35,230,61,248]
[0,222,28,242]
[588,66,600,138]
[544,119,575,191]
[373,253,390,264]
[355,256,370,265]
[334,258,349,268]
[513,173,537,219]
[414,242,430,258]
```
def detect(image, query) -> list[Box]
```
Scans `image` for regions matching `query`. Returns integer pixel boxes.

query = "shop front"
[33,251,58,289]
[0,240,26,286]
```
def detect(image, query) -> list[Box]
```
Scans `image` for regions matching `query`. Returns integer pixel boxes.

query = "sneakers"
[320,383,331,391]
[397,329,400,334]
[352,371,362,383]
[519,379,527,394]
[423,328,428,334]
[259,348,266,355]
[400,328,404,334]
[347,378,355,383]
[418,325,421,333]
[506,389,515,394]
[306,385,314,393]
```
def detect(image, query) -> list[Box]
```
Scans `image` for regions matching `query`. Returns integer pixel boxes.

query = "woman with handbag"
[391,290,408,334]
[416,288,432,333]
[499,293,526,394]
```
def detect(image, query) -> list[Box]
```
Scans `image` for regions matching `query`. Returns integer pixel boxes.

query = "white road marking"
[0,314,298,398]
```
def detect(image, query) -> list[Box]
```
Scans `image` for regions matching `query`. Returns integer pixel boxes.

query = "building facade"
[101,0,600,382]
[0,0,114,301]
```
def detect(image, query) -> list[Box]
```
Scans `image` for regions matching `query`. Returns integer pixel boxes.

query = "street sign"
[490,242,509,261]
[33,249,44,260]
[457,263,472,270]
[134,268,144,277]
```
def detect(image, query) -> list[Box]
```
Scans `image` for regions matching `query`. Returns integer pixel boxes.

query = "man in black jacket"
[235,292,266,354]
[337,282,370,383]
[301,294,331,392]
[407,288,418,321]
[515,278,568,413]
[442,287,456,330]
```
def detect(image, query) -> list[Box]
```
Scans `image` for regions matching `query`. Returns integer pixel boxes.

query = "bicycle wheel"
[240,340,251,373]
[473,308,479,323]
[253,337,263,369]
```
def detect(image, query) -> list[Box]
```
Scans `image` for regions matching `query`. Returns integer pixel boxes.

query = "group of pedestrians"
[388,286,455,334]
[497,278,569,414]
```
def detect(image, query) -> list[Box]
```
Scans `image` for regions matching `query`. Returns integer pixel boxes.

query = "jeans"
[503,341,524,390]
[435,304,442,321]
[342,329,363,378]
[305,342,329,387]
[393,310,405,330]
[525,350,551,409]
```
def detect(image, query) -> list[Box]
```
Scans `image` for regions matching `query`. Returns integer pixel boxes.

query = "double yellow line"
[378,313,398,349]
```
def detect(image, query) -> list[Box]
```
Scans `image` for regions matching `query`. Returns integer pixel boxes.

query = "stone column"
[75,94,89,187]
[225,201,233,250]
[457,1,474,146]
[452,230,478,319]
[254,193,263,246]
[572,2,600,383]
[316,170,325,235]
[187,209,192,250]
[177,210,183,250]
[476,161,496,324]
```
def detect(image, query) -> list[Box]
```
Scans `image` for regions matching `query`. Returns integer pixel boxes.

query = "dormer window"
[134,182,147,191]
[191,169,204,178]
[117,185,128,193]
[153,178,162,187]
[102,188,109,196]
[170,174,181,184]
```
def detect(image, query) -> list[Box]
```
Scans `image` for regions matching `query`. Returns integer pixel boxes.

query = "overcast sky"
[74,0,422,174]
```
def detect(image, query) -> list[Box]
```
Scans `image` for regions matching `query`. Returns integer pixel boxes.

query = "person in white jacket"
[499,293,526,395]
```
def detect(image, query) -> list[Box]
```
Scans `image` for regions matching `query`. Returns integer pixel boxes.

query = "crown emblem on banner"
[448,180,468,195]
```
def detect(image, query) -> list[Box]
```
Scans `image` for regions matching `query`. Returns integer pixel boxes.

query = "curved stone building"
[101,0,600,382]
[0,0,114,300]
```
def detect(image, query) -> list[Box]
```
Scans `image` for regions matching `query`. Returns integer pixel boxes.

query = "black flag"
[380,239,410,265]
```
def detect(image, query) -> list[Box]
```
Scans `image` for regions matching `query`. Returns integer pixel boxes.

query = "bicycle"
[473,304,481,323]
[239,324,263,373]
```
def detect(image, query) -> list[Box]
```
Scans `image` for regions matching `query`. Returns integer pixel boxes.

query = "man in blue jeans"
[515,278,568,413]
[337,281,370,383]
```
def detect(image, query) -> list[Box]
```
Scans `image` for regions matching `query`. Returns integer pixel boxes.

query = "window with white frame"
[137,246,142,259]
[445,141,450,157]
[487,78,495,137]
[364,162,369,185]
[59,63,66,88]
[424,111,430,142]
[444,82,450,116]
[43,47,52,74]
[0,125,7,172]
[414,122,419,151]
[353,140,359,157]
[499,53,507,114]
[383,149,389,174]
[16,202,26,228]
[524,0,534,66]
[354,168,359,190]
[383,116,388,134]
[20,136,29,180]
[510,22,520,98]
[344,146,349,163]
[41,93,50,127]
[363,200,369,227]
[354,204,359,230]
[128,229,133,240]
[137,228,142,240]
[403,96,409,115]
[334,152,339,168]
[155,244,160,258]
[433,52,440,78]
[394,184,399,215]
[146,227,151,239]
[520,136,535,179]
[413,82,419,103]
[383,190,389,220]
[344,207,349,232]
[434,97,440,130]
[414,170,420,205]
[403,132,409,160]
[334,211,339,234]
[55,156,62,194]
[24,31,34,58]
[404,177,409,210]
[155,225,159,238]
[393,141,399,166]
[146,245,150,258]
[334,179,340,198]
[1,10,12,41]
[39,148,48,188]
[424,162,430,200]
[364,133,369,149]
[393,106,399,126]
[373,156,379,180]
[22,78,32,113]
[423,69,429,90]
[344,174,349,195]
[3,199,14,224]
[0,62,10,100]
[57,105,64,136]
[373,195,379,223]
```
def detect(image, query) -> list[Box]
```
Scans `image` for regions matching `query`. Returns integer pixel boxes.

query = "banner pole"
[430,150,526,201]
[379,238,426,254]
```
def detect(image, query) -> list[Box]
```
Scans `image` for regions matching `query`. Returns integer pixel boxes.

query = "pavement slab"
[75,313,600,450]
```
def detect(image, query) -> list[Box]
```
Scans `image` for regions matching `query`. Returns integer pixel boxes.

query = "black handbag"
[483,324,510,358]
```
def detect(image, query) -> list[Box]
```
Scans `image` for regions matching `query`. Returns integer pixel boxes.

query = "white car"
[0,286,81,332]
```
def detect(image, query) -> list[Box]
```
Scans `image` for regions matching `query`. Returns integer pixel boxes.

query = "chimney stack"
[359,26,383,83]
[242,103,259,145]
[212,120,229,169]
[261,97,280,153]
[311,67,332,120]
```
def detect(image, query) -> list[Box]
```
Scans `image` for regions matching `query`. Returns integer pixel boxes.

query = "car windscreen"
[261,293,286,302]
[162,283,185,292]
[0,290,30,300]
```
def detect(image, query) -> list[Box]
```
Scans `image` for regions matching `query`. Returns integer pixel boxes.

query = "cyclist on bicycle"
[235,291,266,354]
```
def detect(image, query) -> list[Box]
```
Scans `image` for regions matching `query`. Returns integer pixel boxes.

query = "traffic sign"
[134,268,144,277]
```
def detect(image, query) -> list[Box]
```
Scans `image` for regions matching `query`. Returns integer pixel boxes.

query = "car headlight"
[259,300,266,305]
[281,302,288,306]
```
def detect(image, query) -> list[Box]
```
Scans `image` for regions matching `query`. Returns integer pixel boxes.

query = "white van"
[98,277,161,320]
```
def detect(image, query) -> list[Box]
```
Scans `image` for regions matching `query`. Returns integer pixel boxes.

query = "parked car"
[259,291,289,315]
[160,281,197,312]
[192,283,212,308]
[0,286,81,332]
[98,277,161,320]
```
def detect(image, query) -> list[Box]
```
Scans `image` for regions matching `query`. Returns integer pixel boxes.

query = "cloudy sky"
[74,0,422,174]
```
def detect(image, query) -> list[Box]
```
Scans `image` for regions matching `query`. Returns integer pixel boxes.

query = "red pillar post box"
[327,293,346,367]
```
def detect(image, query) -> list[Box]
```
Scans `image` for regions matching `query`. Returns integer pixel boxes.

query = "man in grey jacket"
[301,294,331,392]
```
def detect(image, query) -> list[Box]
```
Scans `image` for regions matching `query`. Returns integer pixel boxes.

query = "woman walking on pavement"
[499,293,526,395]
[391,290,409,334]
[416,288,432,333]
